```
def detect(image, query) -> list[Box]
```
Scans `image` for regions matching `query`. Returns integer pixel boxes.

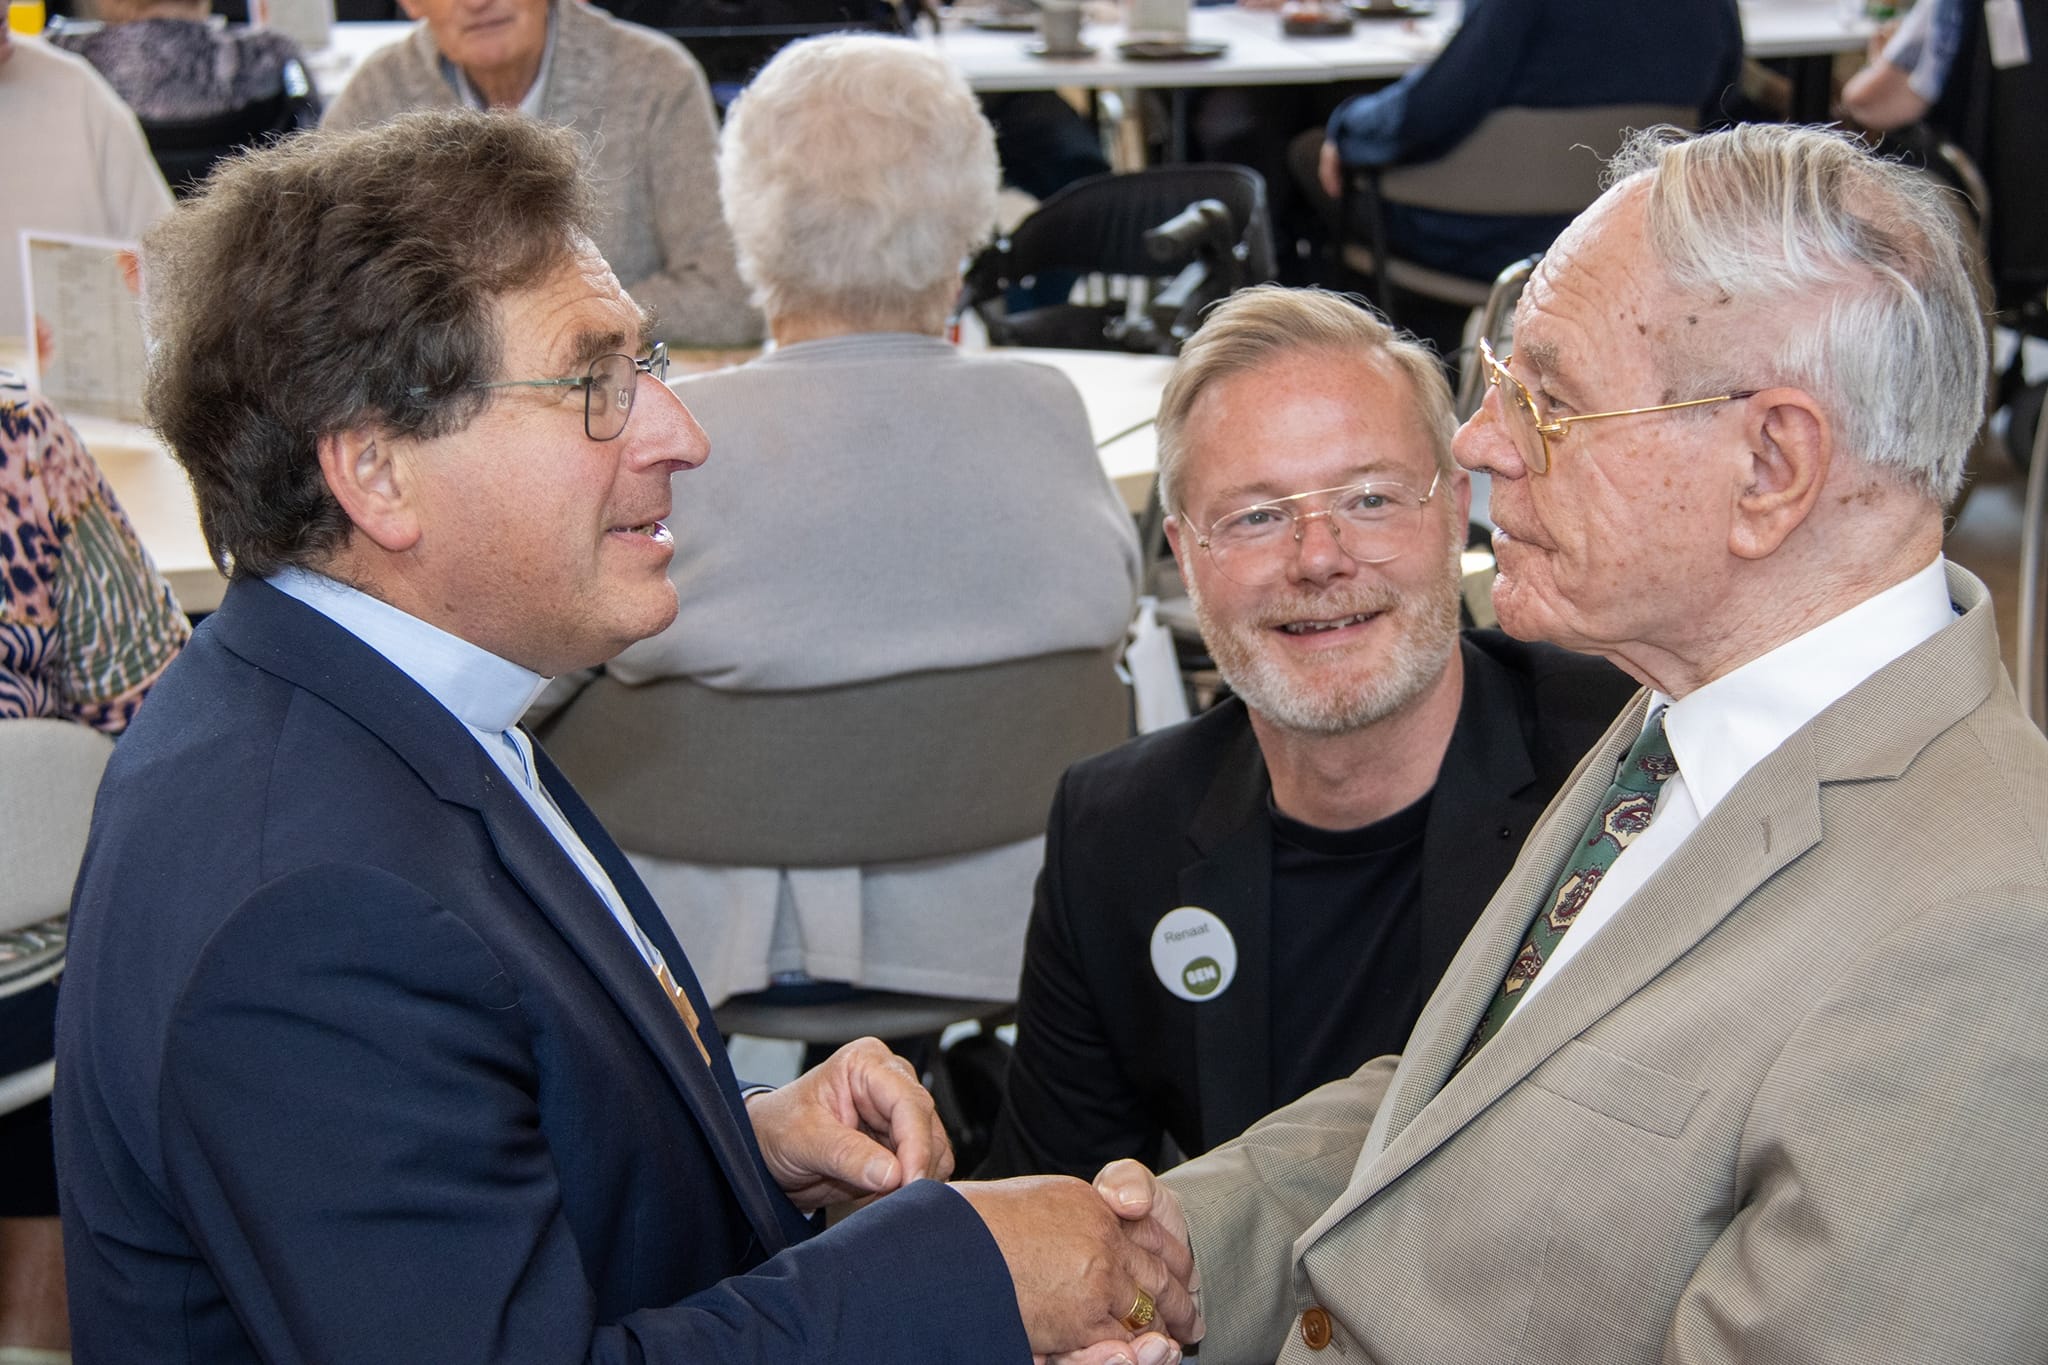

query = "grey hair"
[718,34,999,334]
[1606,123,1984,504]
[1156,285,1457,515]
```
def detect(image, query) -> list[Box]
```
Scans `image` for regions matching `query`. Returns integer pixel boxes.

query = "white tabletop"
[308,1,1869,99]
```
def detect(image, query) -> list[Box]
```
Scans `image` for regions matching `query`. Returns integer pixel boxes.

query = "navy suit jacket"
[980,631,1636,1178]
[54,578,1028,1364]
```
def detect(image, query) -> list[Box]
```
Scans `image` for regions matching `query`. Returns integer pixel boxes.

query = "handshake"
[748,1038,1201,1362]
[956,1161,1202,1365]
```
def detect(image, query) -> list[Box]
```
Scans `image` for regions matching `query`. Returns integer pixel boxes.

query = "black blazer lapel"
[1415,639,1545,979]
[1181,719,1278,1151]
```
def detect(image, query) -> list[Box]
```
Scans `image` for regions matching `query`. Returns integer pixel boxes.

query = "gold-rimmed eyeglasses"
[1477,337,1755,475]
[1189,470,1443,587]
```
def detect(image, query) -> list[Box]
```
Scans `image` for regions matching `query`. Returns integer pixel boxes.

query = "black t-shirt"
[1267,789,1436,1107]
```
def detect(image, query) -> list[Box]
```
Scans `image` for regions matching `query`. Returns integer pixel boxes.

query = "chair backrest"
[967,164,1278,288]
[536,647,1130,866]
[0,719,114,934]
[140,79,311,198]
[588,0,914,91]
[1377,104,1699,215]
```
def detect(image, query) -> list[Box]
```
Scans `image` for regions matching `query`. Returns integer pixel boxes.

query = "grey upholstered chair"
[0,719,114,1117]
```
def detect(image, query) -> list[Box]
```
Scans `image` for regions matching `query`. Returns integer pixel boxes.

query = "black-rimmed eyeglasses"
[478,342,669,441]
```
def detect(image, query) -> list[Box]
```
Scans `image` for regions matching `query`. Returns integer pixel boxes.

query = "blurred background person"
[48,0,321,128]
[324,0,760,347]
[0,23,172,346]
[581,34,1141,1020]
[1839,0,1967,132]
[1310,0,1744,359]
[0,369,188,1361]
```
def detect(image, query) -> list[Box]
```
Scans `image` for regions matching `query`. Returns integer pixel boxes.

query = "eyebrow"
[563,311,657,371]
[1204,463,1414,511]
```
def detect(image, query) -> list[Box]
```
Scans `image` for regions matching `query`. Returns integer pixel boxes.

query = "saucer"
[1027,38,1099,55]
[968,10,1039,29]
[1344,0,1434,15]
[1117,36,1228,58]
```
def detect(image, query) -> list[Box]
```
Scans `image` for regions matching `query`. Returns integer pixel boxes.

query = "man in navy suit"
[52,109,1195,1364]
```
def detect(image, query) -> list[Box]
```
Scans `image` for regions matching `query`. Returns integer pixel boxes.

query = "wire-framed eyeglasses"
[1477,337,1755,475]
[1190,469,1444,587]
[478,341,669,441]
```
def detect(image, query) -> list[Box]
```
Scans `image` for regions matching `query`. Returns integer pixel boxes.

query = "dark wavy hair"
[142,109,599,577]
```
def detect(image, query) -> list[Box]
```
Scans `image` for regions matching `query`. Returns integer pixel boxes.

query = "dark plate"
[1344,0,1434,15]
[1282,11,1354,35]
[1117,37,1229,59]
[967,11,1038,29]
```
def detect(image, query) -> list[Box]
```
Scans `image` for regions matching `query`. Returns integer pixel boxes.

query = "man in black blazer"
[982,287,1634,1178]
[52,111,1196,1364]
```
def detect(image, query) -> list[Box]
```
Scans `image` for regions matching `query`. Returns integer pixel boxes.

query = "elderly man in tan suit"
[1071,122,2048,1365]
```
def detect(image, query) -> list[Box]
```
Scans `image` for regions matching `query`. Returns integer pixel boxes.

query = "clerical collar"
[268,566,548,735]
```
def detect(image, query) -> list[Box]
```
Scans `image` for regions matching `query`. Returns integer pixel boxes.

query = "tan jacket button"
[1301,1306,1333,1350]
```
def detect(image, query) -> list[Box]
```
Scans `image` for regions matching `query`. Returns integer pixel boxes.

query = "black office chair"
[1331,104,1696,333]
[958,164,1279,356]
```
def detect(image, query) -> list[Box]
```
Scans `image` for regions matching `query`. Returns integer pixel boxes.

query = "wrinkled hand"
[1318,138,1344,201]
[1034,1160,1203,1364]
[744,1037,952,1213]
[1038,1332,1182,1365]
[954,1173,1201,1357]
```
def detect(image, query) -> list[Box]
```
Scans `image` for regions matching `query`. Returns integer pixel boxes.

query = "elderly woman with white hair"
[592,33,1142,1015]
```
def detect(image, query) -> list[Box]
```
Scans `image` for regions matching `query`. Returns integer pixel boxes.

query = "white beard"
[1187,529,1464,737]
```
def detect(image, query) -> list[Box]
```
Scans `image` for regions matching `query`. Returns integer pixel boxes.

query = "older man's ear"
[1727,387,1830,563]
[318,426,422,556]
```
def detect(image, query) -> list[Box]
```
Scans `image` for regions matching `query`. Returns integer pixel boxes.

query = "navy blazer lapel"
[209,580,800,1254]
[510,743,803,1254]
[1181,716,1278,1149]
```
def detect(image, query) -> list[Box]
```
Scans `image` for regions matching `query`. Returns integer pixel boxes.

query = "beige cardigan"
[325,0,761,347]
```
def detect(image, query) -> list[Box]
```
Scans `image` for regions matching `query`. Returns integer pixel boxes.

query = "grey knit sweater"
[324,0,761,347]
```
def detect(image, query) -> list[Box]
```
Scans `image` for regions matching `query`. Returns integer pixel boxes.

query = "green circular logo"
[1182,956,1223,997]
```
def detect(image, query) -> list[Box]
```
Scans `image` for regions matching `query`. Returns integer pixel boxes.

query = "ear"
[396,0,426,19]
[1163,512,1192,586]
[317,425,422,556]
[1728,388,1829,562]
[1447,466,1473,533]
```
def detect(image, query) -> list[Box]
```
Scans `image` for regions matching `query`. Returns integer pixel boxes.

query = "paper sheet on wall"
[20,231,148,425]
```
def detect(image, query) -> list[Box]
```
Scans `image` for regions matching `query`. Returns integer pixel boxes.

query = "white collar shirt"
[1517,554,1959,1006]
[267,566,664,974]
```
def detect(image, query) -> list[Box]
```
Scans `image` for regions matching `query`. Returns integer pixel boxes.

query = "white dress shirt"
[1520,555,1960,1004]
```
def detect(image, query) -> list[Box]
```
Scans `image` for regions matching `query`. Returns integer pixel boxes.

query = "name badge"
[1149,906,1238,1002]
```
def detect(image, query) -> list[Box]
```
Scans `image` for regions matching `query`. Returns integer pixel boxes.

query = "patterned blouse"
[49,17,321,124]
[0,371,189,734]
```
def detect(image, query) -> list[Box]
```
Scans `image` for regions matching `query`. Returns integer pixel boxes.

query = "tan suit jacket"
[1167,564,2048,1364]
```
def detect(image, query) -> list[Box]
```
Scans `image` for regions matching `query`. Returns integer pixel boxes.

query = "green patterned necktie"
[1459,709,1677,1066]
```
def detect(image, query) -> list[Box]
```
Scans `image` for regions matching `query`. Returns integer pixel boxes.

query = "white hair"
[717,34,1000,334]
[1607,123,1985,505]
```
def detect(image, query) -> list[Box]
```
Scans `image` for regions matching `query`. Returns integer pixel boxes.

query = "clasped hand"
[744,1037,953,1212]
[956,1159,1202,1363]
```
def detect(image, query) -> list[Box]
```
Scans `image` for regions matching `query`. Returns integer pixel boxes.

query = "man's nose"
[1286,509,1355,584]
[1455,386,1527,481]
[628,381,709,472]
